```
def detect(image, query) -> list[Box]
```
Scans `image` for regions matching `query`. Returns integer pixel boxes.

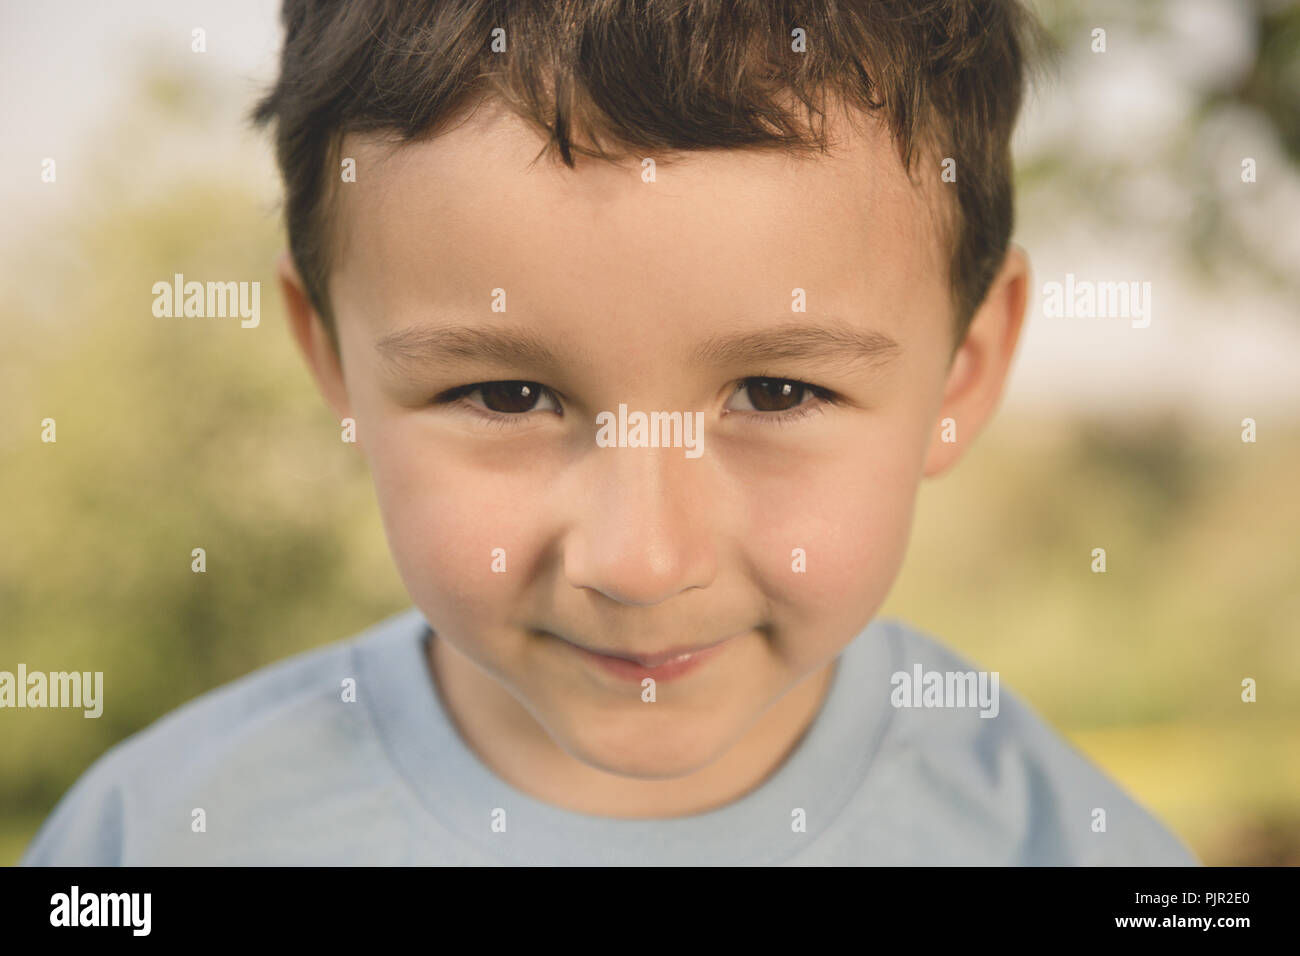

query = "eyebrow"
[691,324,902,371]
[373,322,901,376]
[375,324,566,375]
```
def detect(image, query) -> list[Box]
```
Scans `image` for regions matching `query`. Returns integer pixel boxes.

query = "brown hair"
[251,0,1047,353]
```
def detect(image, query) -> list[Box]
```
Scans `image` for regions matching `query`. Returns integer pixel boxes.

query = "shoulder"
[20,607,426,866]
[859,618,1199,866]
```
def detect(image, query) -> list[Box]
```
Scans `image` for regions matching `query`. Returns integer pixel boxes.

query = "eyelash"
[731,377,836,428]
[433,383,543,431]
[432,378,837,430]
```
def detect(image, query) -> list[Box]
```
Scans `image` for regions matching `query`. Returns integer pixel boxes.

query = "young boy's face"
[284,98,1026,809]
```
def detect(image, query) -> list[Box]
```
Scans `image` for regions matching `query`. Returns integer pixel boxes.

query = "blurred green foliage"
[1026,0,1300,305]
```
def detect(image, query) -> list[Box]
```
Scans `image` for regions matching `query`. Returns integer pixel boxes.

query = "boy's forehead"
[329,99,950,354]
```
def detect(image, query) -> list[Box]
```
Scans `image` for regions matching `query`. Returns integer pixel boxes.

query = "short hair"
[251,0,1047,353]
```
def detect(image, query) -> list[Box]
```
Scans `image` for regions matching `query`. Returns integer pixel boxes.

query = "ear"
[923,244,1029,478]
[275,252,357,438]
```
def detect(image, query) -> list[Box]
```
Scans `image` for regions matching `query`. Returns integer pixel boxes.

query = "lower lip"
[567,637,734,682]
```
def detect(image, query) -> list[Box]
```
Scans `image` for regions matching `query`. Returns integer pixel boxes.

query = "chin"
[555,713,732,780]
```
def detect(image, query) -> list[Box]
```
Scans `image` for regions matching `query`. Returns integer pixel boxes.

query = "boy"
[23,0,1198,865]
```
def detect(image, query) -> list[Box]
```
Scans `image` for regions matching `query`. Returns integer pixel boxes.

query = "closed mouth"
[553,633,734,668]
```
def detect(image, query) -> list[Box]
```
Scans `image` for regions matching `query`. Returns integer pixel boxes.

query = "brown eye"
[743,378,806,412]
[478,381,545,413]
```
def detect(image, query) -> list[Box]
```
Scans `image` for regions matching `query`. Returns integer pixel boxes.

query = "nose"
[563,441,718,606]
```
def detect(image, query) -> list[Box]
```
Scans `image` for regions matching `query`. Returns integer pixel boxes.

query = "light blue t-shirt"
[21,607,1199,865]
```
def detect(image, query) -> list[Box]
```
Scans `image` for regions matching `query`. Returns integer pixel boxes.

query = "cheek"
[743,425,925,640]
[363,420,540,626]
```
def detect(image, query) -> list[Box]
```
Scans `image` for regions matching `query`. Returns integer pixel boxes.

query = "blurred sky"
[3,0,1297,420]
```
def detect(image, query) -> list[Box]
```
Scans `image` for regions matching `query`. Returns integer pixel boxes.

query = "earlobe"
[275,252,355,430]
